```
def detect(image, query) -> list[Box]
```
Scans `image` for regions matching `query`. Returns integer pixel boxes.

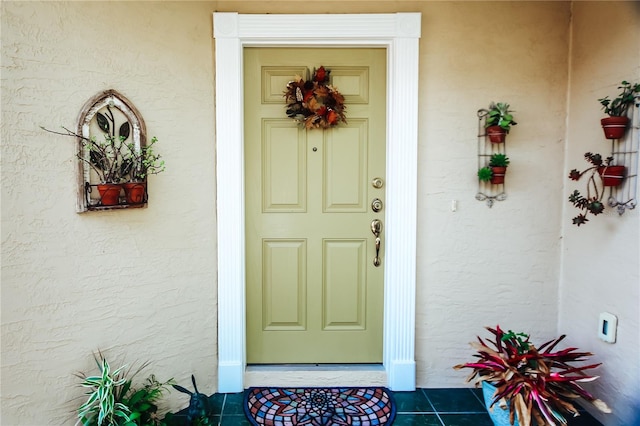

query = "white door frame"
[213,12,421,393]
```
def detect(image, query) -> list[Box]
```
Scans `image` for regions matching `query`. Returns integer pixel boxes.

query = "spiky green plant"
[77,358,133,426]
[489,153,510,168]
[478,166,493,182]
[454,326,611,426]
[76,355,174,426]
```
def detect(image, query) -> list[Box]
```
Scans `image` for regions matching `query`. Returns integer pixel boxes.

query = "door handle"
[371,219,382,267]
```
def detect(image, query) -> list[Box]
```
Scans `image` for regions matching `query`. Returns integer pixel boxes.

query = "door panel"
[262,120,307,212]
[245,47,386,364]
[324,120,368,212]
[323,239,366,330]
[262,239,306,330]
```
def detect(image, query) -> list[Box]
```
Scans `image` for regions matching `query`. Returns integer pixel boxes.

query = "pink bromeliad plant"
[454,326,611,426]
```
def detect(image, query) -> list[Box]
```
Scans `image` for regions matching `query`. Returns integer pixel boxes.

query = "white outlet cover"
[598,312,617,343]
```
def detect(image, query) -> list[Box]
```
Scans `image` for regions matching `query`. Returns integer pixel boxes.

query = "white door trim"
[213,12,421,392]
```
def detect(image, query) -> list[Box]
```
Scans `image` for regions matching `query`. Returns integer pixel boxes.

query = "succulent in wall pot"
[488,153,510,184]
[568,152,625,226]
[454,326,611,426]
[598,80,640,139]
[478,153,510,185]
[485,102,517,143]
[121,136,165,204]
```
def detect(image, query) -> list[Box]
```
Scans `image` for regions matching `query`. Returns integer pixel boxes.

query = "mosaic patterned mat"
[244,387,396,426]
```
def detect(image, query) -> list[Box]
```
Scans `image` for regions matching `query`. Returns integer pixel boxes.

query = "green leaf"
[127,389,144,405]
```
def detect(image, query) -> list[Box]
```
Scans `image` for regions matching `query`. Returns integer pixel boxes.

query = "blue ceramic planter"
[481,382,519,426]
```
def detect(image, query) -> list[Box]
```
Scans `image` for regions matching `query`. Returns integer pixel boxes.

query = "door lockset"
[371,198,383,212]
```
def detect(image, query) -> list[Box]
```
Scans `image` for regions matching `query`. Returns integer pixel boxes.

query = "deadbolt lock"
[371,177,384,189]
[371,198,383,212]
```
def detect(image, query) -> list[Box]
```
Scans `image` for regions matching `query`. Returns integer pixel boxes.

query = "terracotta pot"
[486,125,507,143]
[97,184,123,206]
[598,165,626,187]
[123,182,147,204]
[601,116,629,140]
[490,166,507,184]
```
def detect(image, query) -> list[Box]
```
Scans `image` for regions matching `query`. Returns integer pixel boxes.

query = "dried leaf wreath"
[284,66,347,129]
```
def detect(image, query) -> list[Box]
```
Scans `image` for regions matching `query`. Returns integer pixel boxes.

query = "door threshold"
[244,364,387,388]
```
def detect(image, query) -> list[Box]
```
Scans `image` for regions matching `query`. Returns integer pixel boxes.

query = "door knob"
[371,219,382,267]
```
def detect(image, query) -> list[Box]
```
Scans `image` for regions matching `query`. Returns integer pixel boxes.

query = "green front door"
[244,47,386,363]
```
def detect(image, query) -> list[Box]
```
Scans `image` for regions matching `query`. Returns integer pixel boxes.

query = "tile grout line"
[469,386,485,406]
[219,393,227,426]
[420,388,446,426]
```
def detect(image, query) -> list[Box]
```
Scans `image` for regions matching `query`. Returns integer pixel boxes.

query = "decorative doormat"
[244,387,396,426]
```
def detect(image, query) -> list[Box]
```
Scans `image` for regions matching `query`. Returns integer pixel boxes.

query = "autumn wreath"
[284,66,346,129]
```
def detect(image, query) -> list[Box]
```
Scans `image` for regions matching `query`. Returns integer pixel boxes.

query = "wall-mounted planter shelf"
[476,108,507,208]
[75,90,148,212]
[606,99,639,214]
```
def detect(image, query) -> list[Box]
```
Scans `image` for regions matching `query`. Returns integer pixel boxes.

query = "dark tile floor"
[174,387,603,425]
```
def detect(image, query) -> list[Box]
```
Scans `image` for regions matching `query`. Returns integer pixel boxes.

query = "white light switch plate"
[598,312,617,343]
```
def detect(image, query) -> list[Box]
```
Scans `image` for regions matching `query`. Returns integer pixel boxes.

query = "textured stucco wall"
[413,1,570,387]
[1,1,218,424]
[2,1,637,425]
[561,2,640,425]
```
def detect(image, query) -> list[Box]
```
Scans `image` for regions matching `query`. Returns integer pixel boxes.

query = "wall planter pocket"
[598,165,626,187]
[569,82,639,226]
[486,125,507,143]
[97,183,124,206]
[476,103,516,207]
[598,81,639,140]
[601,116,629,140]
[123,182,147,204]
[44,89,164,212]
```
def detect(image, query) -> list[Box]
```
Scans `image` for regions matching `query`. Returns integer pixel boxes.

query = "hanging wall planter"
[490,166,507,184]
[477,154,510,185]
[97,183,123,206]
[598,165,626,187]
[598,81,640,140]
[600,116,629,140]
[486,126,507,143]
[568,152,624,226]
[484,102,517,143]
[123,182,147,204]
[42,90,165,212]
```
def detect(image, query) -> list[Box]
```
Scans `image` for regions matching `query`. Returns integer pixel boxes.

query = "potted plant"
[43,110,164,206]
[478,153,510,185]
[42,108,131,206]
[568,152,625,226]
[76,353,175,426]
[488,153,510,184]
[454,326,611,426]
[121,137,166,204]
[598,80,640,139]
[485,102,517,143]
